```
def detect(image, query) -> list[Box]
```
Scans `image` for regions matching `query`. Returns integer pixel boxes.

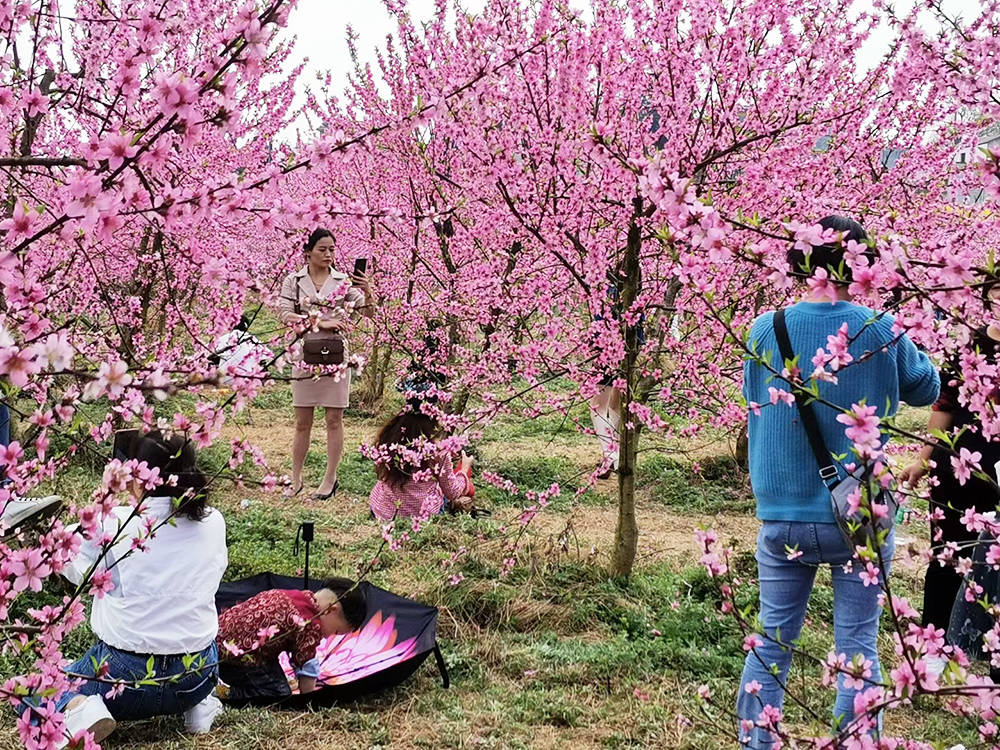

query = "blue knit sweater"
[743,300,939,523]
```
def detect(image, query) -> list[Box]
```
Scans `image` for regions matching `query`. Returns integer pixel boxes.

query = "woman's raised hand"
[351,271,373,294]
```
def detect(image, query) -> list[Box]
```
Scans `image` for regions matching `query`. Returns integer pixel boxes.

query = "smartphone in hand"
[352,258,368,283]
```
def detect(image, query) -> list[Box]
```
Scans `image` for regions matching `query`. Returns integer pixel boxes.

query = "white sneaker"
[1,495,62,535]
[59,694,116,749]
[183,692,223,734]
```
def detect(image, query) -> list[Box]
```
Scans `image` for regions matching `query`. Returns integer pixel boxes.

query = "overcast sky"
[278,0,983,138]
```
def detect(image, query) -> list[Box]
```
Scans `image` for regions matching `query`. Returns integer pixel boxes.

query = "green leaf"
[929,428,957,449]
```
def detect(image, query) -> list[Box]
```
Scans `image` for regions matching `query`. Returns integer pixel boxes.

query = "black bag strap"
[294,281,302,316]
[772,309,840,486]
[432,643,450,688]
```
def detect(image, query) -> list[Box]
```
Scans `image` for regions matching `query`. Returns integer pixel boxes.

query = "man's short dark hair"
[322,577,367,630]
[786,215,870,282]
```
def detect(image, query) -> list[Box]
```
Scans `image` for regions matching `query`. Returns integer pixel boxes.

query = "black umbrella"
[215,572,449,708]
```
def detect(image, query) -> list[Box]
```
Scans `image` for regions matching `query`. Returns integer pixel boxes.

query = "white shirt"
[214,329,271,384]
[64,497,228,654]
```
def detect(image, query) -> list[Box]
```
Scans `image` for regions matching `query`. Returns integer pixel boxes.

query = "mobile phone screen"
[112,429,140,461]
[353,258,368,277]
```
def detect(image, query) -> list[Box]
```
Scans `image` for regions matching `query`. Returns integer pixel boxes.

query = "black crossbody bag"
[773,309,896,549]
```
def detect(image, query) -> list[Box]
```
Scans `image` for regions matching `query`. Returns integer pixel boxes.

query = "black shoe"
[313,480,338,501]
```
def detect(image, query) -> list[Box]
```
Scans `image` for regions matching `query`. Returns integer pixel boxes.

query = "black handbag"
[295,284,345,367]
[772,309,897,549]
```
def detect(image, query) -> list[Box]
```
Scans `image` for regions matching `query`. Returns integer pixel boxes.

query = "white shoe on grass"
[1,495,62,535]
[183,692,223,734]
[59,694,116,749]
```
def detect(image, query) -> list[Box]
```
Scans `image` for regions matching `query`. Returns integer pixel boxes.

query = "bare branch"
[0,156,85,167]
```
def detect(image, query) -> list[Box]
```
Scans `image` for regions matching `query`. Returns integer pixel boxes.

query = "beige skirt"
[291,366,352,409]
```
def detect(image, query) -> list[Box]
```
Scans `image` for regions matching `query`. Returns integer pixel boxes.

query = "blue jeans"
[736,521,893,748]
[0,402,9,447]
[0,403,8,485]
[18,641,218,721]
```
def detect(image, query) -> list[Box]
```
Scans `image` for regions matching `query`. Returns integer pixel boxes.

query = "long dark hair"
[128,431,210,521]
[304,228,334,253]
[374,410,441,487]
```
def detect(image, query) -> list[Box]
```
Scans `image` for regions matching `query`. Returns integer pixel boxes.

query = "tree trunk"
[735,429,749,471]
[358,340,391,414]
[448,385,471,416]
[610,199,644,578]
[611,416,641,577]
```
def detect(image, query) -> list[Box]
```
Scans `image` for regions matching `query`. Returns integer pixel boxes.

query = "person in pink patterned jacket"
[369,408,474,521]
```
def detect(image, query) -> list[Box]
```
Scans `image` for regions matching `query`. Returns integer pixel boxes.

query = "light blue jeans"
[736,521,893,748]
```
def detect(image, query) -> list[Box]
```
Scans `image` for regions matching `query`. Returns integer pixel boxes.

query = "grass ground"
[0,388,983,749]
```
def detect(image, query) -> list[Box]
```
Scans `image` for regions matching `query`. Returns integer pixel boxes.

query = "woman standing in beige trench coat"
[278,228,375,499]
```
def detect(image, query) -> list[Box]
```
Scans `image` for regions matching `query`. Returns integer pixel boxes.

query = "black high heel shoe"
[312,480,338,501]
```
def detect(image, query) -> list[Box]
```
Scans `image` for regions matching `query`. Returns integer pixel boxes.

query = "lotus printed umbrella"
[279,611,422,687]
[216,573,449,708]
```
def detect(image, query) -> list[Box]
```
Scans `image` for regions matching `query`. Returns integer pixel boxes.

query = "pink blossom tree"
[4,0,1000,746]
[0,1,326,745]
[301,0,1000,575]
[297,0,1000,744]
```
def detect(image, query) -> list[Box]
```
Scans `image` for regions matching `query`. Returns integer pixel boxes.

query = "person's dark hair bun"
[128,430,210,522]
[305,228,334,252]
[321,577,367,630]
[786,215,872,283]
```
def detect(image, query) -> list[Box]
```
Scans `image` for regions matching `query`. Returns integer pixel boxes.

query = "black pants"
[922,496,983,631]
[944,530,1000,684]
[219,659,290,704]
[922,468,1000,642]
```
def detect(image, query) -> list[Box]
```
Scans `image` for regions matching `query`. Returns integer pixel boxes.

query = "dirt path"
[522,503,760,563]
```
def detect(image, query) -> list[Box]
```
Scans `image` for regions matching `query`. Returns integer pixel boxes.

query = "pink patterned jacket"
[369,451,472,521]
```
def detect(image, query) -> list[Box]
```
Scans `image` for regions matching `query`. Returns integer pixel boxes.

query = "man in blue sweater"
[737,216,939,748]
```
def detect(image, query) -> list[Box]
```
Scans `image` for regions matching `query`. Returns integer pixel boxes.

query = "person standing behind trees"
[737,216,939,748]
[210,314,272,386]
[589,269,645,479]
[278,228,376,500]
[899,325,1000,675]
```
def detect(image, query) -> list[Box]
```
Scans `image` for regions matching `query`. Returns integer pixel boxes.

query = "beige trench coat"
[278,266,365,408]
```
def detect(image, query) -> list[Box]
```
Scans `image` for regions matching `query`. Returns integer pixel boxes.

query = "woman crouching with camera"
[279,228,375,500]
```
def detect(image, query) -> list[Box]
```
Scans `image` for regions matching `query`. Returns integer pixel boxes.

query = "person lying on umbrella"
[216,577,366,701]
